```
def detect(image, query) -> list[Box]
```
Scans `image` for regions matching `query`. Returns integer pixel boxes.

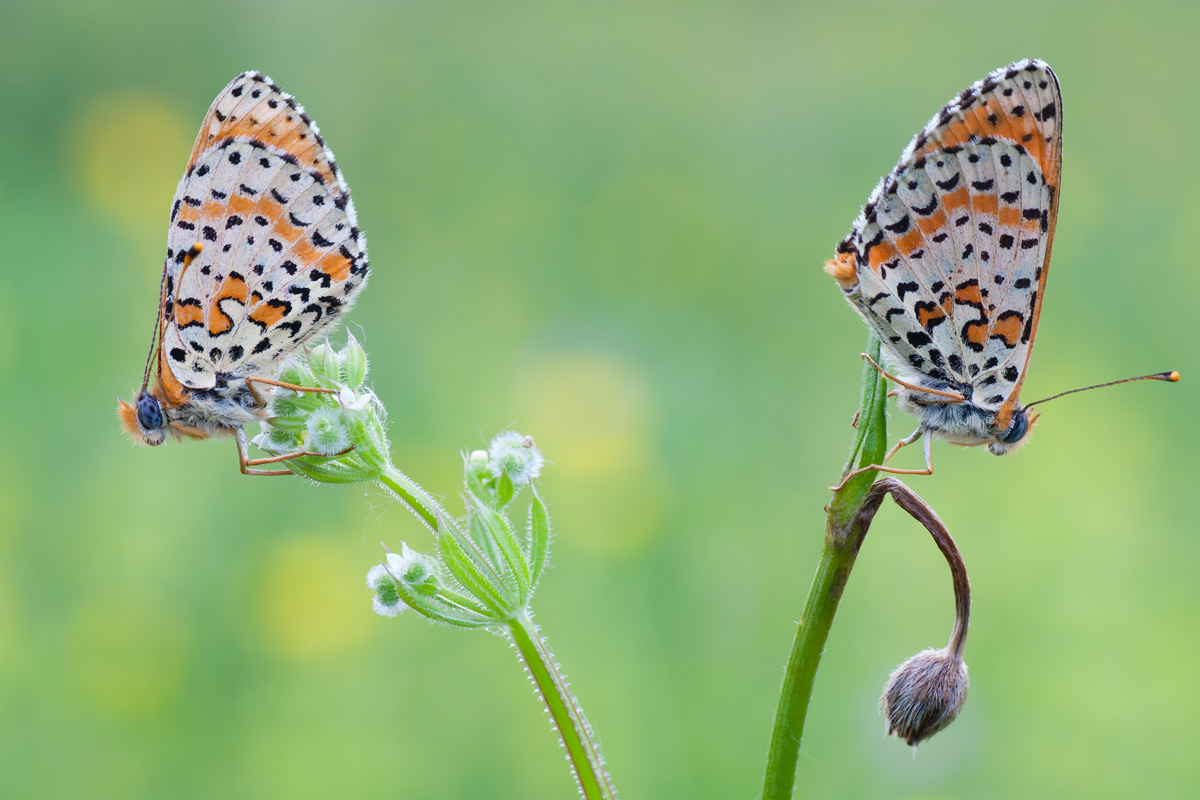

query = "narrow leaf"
[438,530,513,616]
[474,500,531,601]
[528,489,551,588]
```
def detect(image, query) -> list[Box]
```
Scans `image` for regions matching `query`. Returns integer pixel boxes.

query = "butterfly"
[825,59,1175,487]
[118,71,370,474]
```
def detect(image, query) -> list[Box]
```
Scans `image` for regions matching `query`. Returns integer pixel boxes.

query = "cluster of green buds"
[253,338,612,797]
[253,338,554,628]
[366,431,552,628]
[252,333,390,483]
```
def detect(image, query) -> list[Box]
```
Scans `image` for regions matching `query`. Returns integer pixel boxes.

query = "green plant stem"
[507,610,615,800]
[379,463,614,797]
[378,463,445,532]
[762,334,888,800]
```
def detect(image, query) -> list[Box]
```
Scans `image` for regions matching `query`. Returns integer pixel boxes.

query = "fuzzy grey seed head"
[880,647,969,746]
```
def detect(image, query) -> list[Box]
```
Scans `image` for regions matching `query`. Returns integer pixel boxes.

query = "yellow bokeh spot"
[514,351,669,556]
[254,537,371,658]
[67,598,189,718]
[69,91,190,242]
[516,352,652,477]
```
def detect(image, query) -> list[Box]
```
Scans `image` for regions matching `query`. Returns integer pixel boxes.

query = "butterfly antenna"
[141,244,202,391]
[1026,371,1180,408]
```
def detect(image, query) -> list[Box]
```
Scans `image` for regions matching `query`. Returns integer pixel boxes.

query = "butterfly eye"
[998,409,1029,445]
[136,394,165,432]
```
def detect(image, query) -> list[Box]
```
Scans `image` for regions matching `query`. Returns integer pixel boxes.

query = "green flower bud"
[366,543,443,617]
[488,432,544,486]
[341,332,368,389]
[253,339,393,484]
[305,407,351,455]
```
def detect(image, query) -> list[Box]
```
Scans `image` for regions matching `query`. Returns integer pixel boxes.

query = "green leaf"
[438,528,513,616]
[527,489,550,588]
[473,500,530,602]
[391,577,493,628]
[495,470,515,507]
[828,335,889,532]
[342,332,368,388]
[468,510,504,570]
[464,461,490,501]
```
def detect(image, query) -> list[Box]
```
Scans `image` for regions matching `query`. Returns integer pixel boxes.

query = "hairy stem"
[380,464,615,796]
[507,610,616,800]
[378,463,447,533]
[762,334,887,800]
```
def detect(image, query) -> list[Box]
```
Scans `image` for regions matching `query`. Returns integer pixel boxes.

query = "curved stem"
[866,479,970,660]
[378,463,447,533]
[507,610,616,800]
[762,334,887,800]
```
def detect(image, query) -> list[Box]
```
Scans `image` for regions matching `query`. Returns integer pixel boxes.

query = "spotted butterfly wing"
[163,71,368,389]
[119,71,370,460]
[826,59,1061,447]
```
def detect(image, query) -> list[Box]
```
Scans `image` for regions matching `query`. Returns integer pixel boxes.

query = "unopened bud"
[487,431,544,486]
[880,647,968,746]
[306,407,351,455]
[366,543,440,617]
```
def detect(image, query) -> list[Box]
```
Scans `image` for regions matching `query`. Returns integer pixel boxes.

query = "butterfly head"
[117,390,169,446]
[987,406,1039,455]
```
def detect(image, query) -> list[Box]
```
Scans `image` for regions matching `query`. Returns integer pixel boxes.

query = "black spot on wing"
[906,331,932,347]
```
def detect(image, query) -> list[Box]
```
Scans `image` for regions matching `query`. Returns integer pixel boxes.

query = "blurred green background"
[2,1,1198,797]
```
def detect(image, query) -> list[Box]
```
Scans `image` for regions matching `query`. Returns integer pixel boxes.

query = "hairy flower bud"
[366,543,441,617]
[251,338,392,483]
[305,407,351,455]
[880,647,969,746]
[488,432,544,486]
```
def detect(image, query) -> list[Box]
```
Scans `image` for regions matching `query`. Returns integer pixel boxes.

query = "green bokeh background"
[2,1,1197,797]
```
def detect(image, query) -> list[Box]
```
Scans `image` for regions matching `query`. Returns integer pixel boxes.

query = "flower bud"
[366,563,405,617]
[487,432,544,486]
[305,407,351,455]
[308,339,340,380]
[341,332,368,389]
[253,339,393,483]
[464,448,493,498]
[366,543,441,617]
[880,647,969,746]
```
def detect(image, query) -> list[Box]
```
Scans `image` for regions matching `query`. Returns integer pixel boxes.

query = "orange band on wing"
[867,241,898,273]
[916,208,947,235]
[942,187,970,212]
[972,193,998,214]
[896,228,923,256]
[990,313,1022,347]
[249,302,287,329]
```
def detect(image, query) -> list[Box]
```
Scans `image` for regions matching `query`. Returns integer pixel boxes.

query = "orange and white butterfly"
[826,59,1175,485]
[118,71,369,474]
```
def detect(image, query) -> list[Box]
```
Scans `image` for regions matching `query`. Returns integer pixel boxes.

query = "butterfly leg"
[236,427,355,476]
[245,376,338,410]
[860,352,966,403]
[830,428,934,491]
[241,379,357,475]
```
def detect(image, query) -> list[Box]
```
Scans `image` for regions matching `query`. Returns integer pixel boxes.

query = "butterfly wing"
[828,60,1061,428]
[161,72,369,389]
